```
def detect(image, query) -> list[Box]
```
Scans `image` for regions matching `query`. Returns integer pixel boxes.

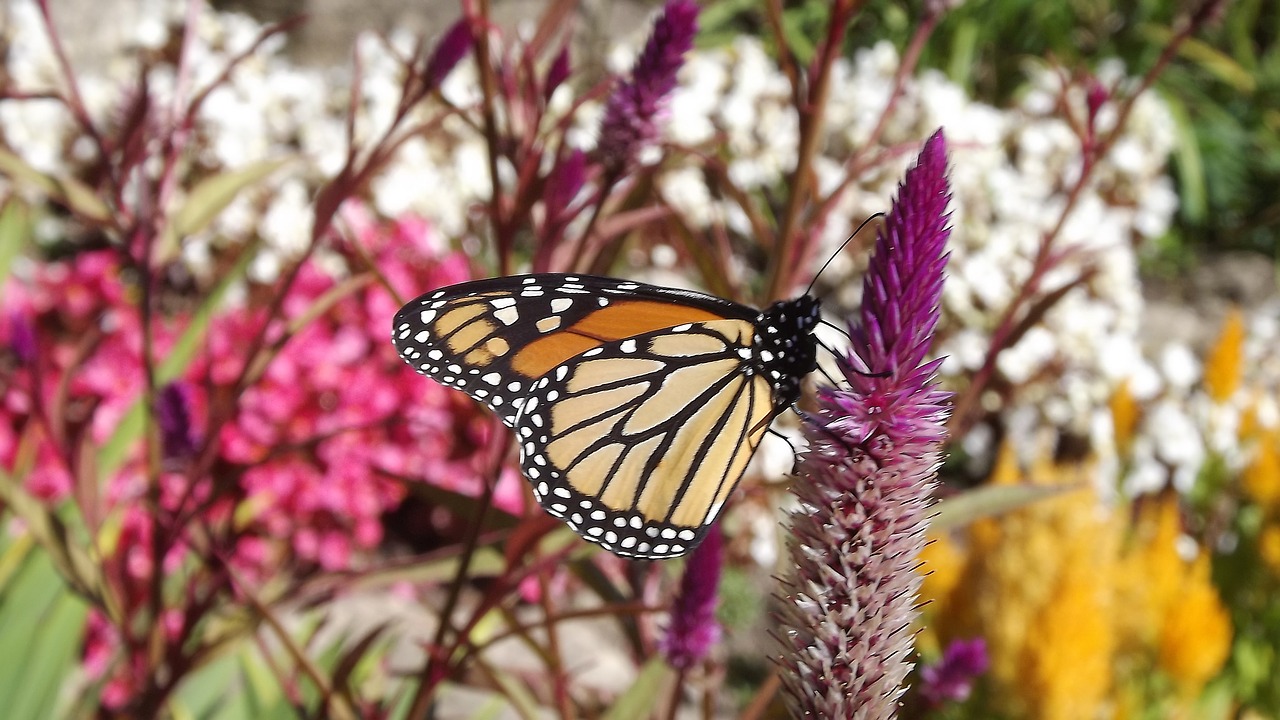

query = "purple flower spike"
[596,0,699,175]
[544,44,571,104]
[659,524,722,670]
[157,381,197,461]
[776,130,952,719]
[919,637,989,707]
[8,310,37,365]
[424,19,473,89]
[544,148,587,223]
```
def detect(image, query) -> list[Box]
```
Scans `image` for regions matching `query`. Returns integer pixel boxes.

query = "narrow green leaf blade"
[932,483,1078,531]
[601,658,673,720]
[0,147,112,224]
[171,159,291,239]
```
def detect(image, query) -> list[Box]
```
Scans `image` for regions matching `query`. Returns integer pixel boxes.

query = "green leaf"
[0,199,29,289]
[162,159,291,263]
[932,483,1078,531]
[463,696,508,720]
[342,547,507,591]
[1141,24,1256,93]
[484,667,543,720]
[601,658,672,720]
[169,645,242,720]
[0,468,110,612]
[239,647,289,718]
[1164,93,1207,225]
[7,591,89,720]
[946,19,980,91]
[0,146,112,224]
[0,543,88,720]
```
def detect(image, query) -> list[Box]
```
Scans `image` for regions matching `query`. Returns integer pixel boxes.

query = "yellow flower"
[1243,434,1280,514]
[919,530,964,612]
[1259,525,1280,577]
[944,439,1120,718]
[1203,307,1245,403]
[1157,554,1232,696]
[1114,495,1185,652]
[1024,540,1116,720]
[1110,381,1141,453]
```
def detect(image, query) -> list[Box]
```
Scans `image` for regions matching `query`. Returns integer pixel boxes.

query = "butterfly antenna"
[803,212,886,297]
[814,335,890,381]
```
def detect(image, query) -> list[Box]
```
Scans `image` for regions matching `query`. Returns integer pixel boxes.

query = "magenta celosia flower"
[544,148,587,225]
[424,18,473,89]
[157,381,196,460]
[544,44,571,104]
[596,0,698,174]
[919,637,989,707]
[776,130,952,718]
[659,524,723,669]
[6,310,37,364]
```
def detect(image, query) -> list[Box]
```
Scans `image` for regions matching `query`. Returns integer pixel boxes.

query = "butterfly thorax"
[752,295,820,410]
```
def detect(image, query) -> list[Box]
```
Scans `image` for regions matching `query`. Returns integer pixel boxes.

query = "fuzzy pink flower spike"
[777,130,952,718]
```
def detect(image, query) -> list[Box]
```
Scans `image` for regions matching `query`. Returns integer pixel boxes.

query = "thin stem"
[811,7,944,235]
[948,1,1219,436]
[665,667,687,720]
[538,569,575,720]
[404,427,509,718]
[468,0,513,275]
[32,0,113,197]
[765,0,864,303]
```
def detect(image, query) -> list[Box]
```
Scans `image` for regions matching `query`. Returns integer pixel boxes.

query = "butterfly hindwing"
[392,274,754,426]
[511,318,777,559]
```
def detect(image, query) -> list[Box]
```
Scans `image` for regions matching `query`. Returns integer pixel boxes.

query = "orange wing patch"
[511,300,726,377]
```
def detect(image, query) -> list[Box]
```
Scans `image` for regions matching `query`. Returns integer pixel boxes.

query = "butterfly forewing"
[512,319,777,559]
[392,274,753,427]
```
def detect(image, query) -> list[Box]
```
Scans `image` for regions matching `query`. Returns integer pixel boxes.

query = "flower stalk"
[776,130,952,718]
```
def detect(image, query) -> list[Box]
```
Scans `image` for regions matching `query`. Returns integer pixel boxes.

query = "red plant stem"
[32,0,116,205]
[765,0,864,303]
[466,0,515,276]
[763,0,800,107]
[141,1,207,632]
[537,569,575,719]
[810,6,943,231]
[948,1,1214,436]
[405,427,508,718]
[563,175,617,273]
[666,667,688,720]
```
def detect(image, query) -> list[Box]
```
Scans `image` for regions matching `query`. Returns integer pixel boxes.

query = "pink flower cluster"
[1,206,521,705]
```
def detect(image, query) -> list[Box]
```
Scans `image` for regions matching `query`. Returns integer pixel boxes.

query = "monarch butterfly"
[392,274,819,559]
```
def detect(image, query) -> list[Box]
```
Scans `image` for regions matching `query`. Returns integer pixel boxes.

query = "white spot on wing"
[494,307,520,325]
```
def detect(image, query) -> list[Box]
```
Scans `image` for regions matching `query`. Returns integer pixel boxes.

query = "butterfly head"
[754,295,821,408]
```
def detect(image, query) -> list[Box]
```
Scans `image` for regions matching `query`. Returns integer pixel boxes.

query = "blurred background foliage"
[702,0,1280,265]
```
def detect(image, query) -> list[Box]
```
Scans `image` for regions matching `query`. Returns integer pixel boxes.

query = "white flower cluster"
[0,1,483,281]
[1111,304,1280,500]
[656,36,1280,505]
[3,1,1274,504]
[653,38,1183,489]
